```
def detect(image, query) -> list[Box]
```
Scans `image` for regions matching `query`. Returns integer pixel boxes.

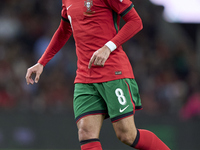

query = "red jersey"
[38,0,143,83]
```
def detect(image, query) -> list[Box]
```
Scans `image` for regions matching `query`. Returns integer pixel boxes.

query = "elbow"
[130,15,143,32]
[138,17,143,31]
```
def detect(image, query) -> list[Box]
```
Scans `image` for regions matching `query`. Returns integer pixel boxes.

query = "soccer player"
[26,0,170,149]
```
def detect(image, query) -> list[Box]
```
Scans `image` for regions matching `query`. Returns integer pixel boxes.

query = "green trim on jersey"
[61,16,70,23]
[112,3,134,33]
[112,10,119,33]
[120,3,134,17]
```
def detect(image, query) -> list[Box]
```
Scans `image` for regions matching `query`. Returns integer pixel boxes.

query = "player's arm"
[38,19,72,66]
[107,6,143,50]
[104,0,143,51]
[88,2,143,68]
[26,18,72,85]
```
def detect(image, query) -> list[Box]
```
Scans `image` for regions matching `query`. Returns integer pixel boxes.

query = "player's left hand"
[88,45,111,69]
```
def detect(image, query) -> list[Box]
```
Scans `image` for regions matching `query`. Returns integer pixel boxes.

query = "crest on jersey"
[84,0,93,12]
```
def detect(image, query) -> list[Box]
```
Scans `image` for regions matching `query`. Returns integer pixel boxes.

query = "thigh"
[112,115,137,139]
[77,114,105,141]
[73,83,108,123]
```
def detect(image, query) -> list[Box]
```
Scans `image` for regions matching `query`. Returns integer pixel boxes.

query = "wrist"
[37,62,44,67]
[105,41,117,52]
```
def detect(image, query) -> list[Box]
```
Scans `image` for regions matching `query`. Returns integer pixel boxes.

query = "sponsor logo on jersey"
[115,71,122,75]
[67,4,72,10]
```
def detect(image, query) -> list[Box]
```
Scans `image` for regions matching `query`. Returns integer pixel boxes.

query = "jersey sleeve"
[61,4,70,23]
[106,0,134,16]
[37,4,72,66]
[104,0,143,49]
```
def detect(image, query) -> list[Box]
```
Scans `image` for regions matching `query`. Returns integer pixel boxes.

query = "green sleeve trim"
[61,16,70,23]
[120,3,134,17]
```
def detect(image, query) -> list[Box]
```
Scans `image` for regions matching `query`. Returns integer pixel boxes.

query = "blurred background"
[0,0,200,149]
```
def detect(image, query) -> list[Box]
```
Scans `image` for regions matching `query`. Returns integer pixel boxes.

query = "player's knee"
[78,128,90,140]
[115,127,137,145]
[116,132,136,145]
[78,127,96,141]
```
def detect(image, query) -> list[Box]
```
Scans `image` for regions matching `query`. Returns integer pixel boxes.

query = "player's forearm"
[38,20,72,66]
[109,8,143,49]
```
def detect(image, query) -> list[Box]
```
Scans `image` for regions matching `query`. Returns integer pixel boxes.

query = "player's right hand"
[25,63,44,85]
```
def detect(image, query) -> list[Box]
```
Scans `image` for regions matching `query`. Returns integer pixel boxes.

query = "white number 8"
[115,88,126,105]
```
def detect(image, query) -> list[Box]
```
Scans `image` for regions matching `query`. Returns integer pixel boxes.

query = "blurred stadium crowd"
[0,0,199,120]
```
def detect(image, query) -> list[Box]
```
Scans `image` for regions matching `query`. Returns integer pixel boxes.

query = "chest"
[63,0,108,20]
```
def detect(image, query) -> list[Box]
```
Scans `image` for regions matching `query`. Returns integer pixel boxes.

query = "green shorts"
[73,78,142,123]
